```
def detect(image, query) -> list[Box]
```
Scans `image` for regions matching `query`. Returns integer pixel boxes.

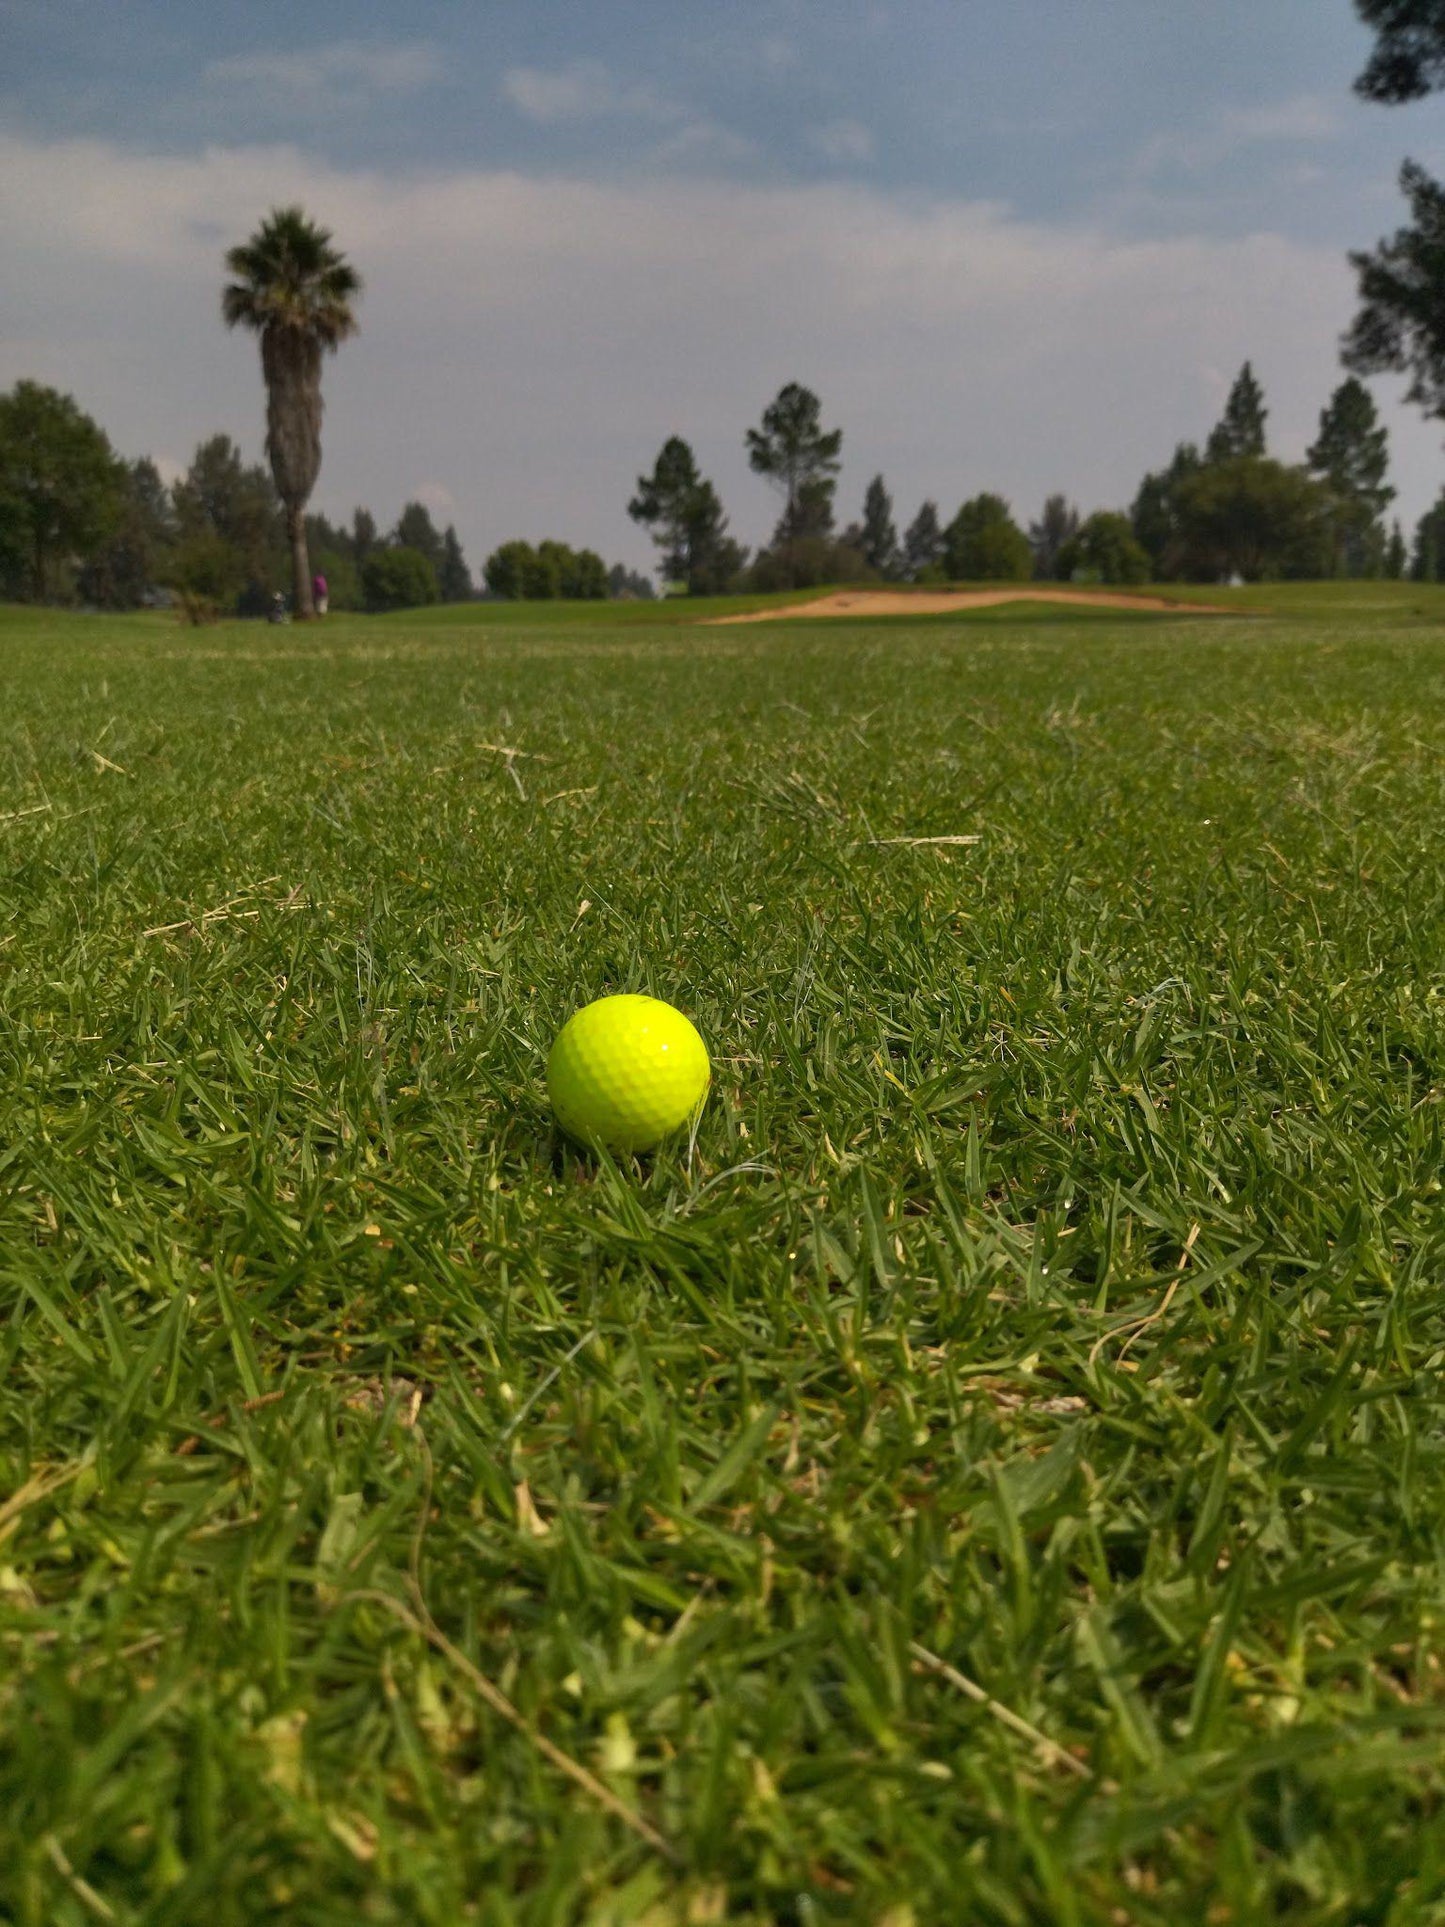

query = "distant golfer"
[313,571,329,617]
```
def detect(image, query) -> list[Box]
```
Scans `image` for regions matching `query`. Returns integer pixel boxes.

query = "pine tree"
[686,481,748,594]
[860,474,900,577]
[351,507,377,565]
[1306,377,1394,575]
[629,437,702,585]
[628,438,743,593]
[745,383,842,587]
[1205,363,1268,463]
[902,501,944,578]
[1130,443,1202,578]
[1385,518,1407,577]
[1028,494,1080,580]
[393,501,446,574]
[1412,490,1445,579]
[438,525,472,601]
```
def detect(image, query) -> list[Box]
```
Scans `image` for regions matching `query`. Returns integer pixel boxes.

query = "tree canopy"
[746,384,842,585]
[943,494,1032,582]
[1306,378,1394,575]
[1205,364,1268,463]
[1130,443,1202,579]
[1171,458,1331,582]
[0,382,124,601]
[860,475,900,577]
[1355,0,1445,100]
[362,545,438,612]
[1345,161,1445,431]
[629,438,744,593]
[1028,495,1081,581]
[902,501,944,580]
[1057,512,1151,586]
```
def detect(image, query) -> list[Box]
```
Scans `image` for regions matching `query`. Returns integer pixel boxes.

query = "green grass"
[4,587,1445,1924]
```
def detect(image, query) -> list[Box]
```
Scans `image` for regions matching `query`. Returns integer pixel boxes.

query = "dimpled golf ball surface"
[548,995,710,1152]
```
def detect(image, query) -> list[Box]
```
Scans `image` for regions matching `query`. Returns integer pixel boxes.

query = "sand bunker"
[707,588,1231,624]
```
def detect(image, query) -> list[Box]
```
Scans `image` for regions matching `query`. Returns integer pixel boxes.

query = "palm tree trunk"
[288,505,315,619]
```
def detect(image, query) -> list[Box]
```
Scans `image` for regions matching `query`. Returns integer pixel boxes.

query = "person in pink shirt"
[313,571,329,616]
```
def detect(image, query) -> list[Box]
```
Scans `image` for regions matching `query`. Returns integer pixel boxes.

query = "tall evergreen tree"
[1355,0,1445,101]
[745,383,842,587]
[629,437,704,584]
[860,474,900,576]
[171,433,280,589]
[438,525,472,601]
[1385,518,1408,576]
[77,456,176,608]
[779,476,835,545]
[393,501,446,575]
[629,438,743,592]
[1028,494,1080,580]
[1345,162,1445,442]
[1205,363,1268,463]
[685,481,748,593]
[1306,377,1394,575]
[351,506,377,565]
[902,500,944,578]
[1411,489,1445,578]
[1130,443,1202,578]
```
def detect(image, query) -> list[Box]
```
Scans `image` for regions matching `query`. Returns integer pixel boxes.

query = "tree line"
[623,365,1412,592]
[0,389,479,615]
[0,385,657,616]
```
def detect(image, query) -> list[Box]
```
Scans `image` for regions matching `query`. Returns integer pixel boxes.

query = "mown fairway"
[4,587,1445,1924]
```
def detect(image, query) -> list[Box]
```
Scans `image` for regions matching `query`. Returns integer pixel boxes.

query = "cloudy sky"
[5,0,1445,575]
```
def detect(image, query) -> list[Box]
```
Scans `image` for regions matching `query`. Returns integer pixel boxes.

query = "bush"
[484,540,609,600]
[747,536,873,593]
[560,546,608,599]
[943,495,1032,581]
[1057,512,1152,586]
[168,532,246,610]
[483,541,534,600]
[362,546,439,612]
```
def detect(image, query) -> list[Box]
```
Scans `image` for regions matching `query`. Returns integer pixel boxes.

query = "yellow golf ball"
[547,994,710,1152]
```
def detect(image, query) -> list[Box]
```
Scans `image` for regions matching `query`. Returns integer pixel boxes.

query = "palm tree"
[222,207,360,619]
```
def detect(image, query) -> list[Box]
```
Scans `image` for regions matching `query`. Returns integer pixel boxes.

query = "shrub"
[362,545,439,612]
[484,540,610,599]
[168,532,246,610]
[1057,512,1152,585]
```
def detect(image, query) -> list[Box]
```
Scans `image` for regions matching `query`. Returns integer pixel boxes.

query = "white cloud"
[654,120,756,165]
[206,42,443,102]
[501,62,680,126]
[1,131,1439,578]
[1131,94,1341,179]
[501,63,752,167]
[810,120,876,166]
[1224,96,1340,143]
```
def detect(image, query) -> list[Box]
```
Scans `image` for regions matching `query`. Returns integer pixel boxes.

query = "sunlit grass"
[3,590,1445,1923]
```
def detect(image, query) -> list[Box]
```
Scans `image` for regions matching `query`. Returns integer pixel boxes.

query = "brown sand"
[706,588,1233,624]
